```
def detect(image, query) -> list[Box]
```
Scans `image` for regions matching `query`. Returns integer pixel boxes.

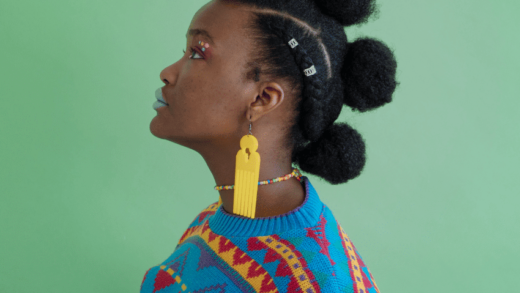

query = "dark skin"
[150,0,305,218]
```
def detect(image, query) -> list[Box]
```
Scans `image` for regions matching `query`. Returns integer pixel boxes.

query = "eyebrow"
[186,28,215,44]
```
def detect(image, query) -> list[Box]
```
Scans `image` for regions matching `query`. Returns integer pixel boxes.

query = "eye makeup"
[189,39,212,59]
[198,40,210,52]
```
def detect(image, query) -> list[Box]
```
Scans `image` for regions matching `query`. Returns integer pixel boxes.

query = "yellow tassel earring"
[214,108,303,217]
[232,112,261,219]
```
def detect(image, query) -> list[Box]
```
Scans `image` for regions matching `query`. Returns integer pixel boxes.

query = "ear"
[249,82,285,122]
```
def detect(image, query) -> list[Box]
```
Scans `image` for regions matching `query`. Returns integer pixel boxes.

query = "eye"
[189,48,204,59]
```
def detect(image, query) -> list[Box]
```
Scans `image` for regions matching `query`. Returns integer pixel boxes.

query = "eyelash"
[183,48,203,59]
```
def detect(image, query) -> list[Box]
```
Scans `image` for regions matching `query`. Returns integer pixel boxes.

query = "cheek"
[178,73,224,112]
[172,70,243,134]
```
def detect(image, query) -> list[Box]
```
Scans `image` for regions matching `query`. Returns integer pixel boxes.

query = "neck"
[198,136,305,218]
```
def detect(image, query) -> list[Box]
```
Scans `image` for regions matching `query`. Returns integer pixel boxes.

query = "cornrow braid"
[264,16,327,142]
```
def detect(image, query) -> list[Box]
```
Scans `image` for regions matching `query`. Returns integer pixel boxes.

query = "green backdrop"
[1,0,518,292]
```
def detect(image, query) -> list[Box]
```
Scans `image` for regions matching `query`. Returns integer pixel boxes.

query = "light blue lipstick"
[153,87,168,110]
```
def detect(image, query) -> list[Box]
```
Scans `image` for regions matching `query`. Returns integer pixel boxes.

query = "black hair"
[236,0,399,184]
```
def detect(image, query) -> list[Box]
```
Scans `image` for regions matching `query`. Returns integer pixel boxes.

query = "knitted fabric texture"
[140,176,380,293]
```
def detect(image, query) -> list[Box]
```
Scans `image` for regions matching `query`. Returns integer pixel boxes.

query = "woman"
[143,0,398,291]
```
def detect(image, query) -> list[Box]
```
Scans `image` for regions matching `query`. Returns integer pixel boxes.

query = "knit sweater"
[140,176,380,293]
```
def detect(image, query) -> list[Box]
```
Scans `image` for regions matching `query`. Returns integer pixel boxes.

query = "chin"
[149,118,191,147]
[149,115,172,139]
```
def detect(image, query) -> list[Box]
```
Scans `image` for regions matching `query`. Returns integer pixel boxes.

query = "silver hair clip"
[288,38,299,48]
[304,65,317,76]
[288,38,317,76]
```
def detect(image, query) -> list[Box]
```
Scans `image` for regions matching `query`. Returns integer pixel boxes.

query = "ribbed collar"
[208,176,323,237]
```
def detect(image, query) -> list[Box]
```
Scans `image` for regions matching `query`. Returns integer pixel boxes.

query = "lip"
[155,87,169,105]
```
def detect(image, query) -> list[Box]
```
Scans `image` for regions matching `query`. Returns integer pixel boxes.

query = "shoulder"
[140,266,158,293]
[260,203,380,292]
[186,200,221,229]
[140,201,222,292]
[174,200,220,247]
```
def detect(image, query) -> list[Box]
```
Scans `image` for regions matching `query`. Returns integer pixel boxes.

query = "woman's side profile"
[144,0,398,291]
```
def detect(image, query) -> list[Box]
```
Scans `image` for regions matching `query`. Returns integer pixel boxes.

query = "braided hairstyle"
[237,0,399,184]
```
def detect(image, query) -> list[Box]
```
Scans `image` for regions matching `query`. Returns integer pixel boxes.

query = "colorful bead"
[214,167,302,190]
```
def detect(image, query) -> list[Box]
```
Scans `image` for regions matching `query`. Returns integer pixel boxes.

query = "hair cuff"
[288,38,299,48]
[304,65,317,76]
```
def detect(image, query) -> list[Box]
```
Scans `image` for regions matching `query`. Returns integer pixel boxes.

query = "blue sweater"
[140,176,380,292]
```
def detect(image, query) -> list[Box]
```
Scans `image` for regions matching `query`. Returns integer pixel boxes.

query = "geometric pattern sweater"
[140,176,380,293]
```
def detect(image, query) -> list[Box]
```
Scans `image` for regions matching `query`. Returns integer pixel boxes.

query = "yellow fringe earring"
[233,117,261,219]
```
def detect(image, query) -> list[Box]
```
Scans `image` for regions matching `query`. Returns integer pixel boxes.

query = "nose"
[159,62,179,85]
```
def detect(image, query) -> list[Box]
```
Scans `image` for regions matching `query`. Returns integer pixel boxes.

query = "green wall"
[1,0,518,292]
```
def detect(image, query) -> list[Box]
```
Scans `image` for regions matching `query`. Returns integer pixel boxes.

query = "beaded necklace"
[214,167,303,191]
